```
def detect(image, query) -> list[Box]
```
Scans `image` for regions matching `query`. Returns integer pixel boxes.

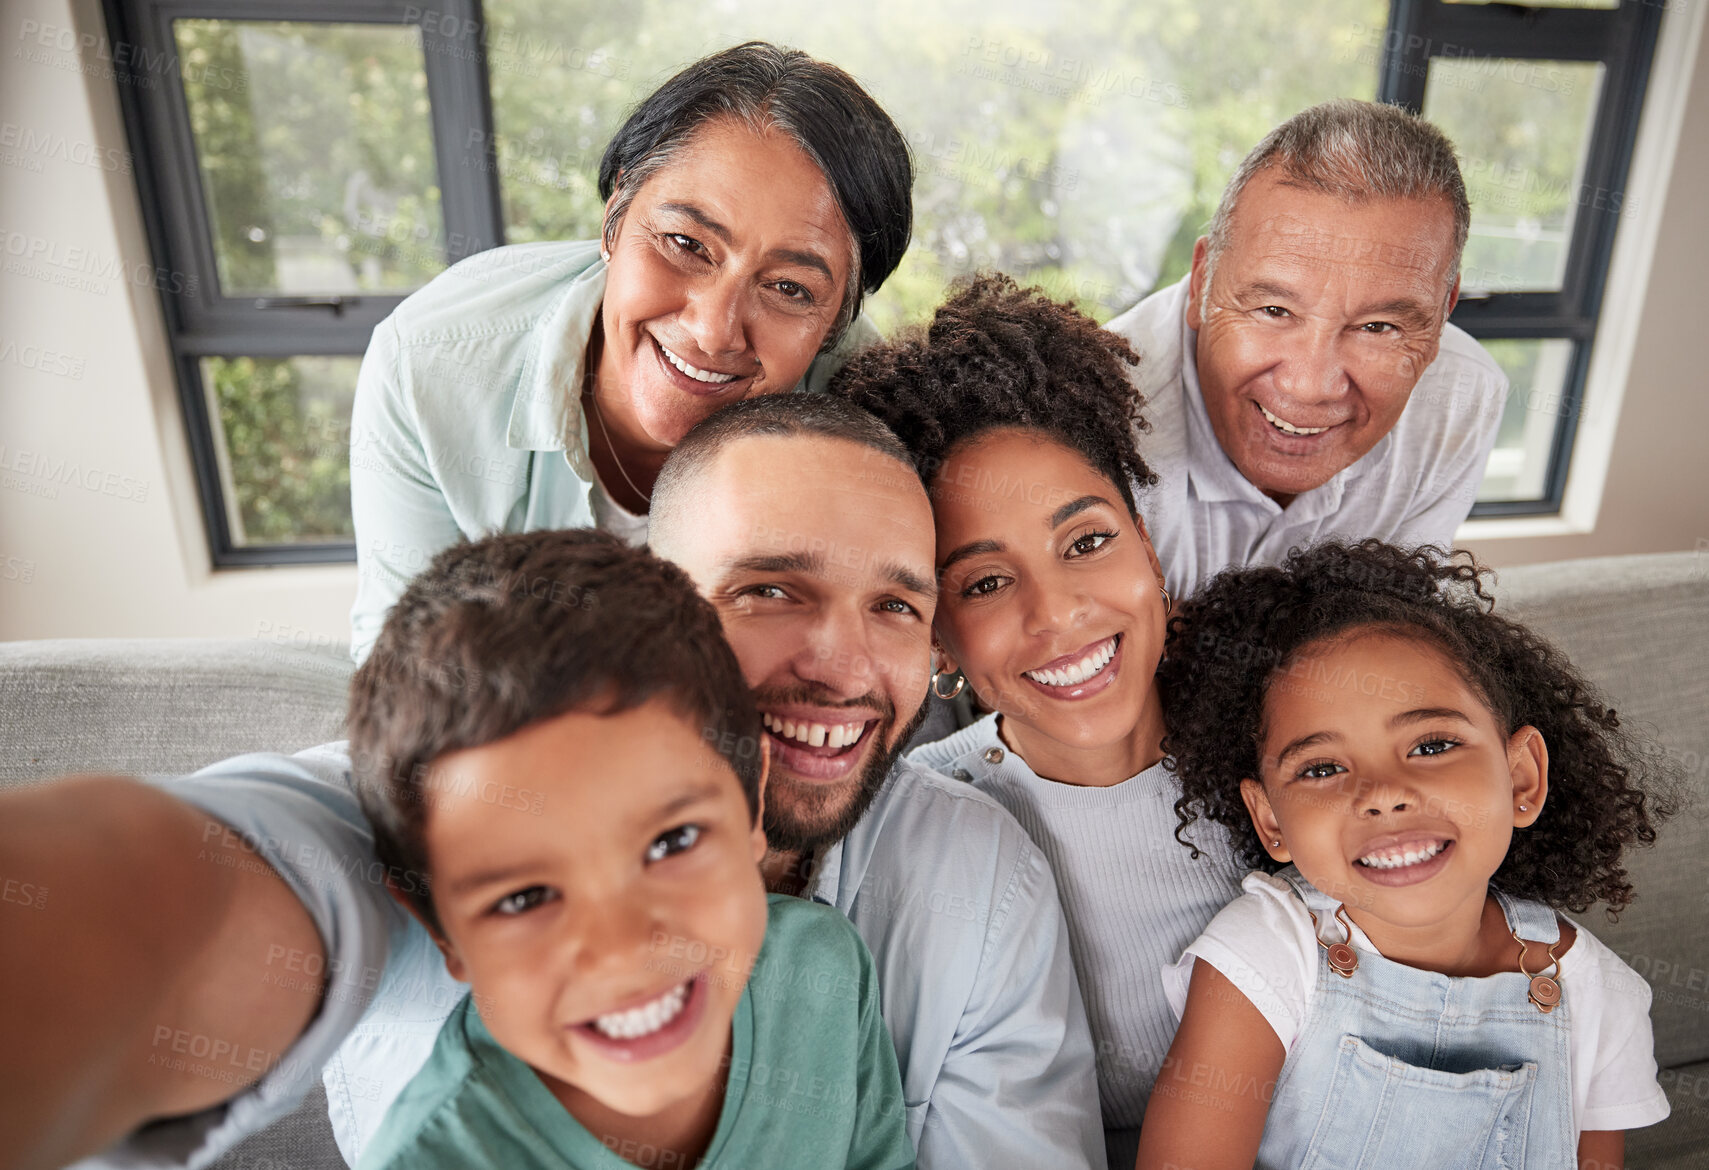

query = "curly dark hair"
[1157,540,1679,915]
[831,272,1154,510]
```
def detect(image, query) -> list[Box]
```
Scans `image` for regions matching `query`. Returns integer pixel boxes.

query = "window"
[105,0,501,565]
[1377,0,1664,512]
[107,0,1664,564]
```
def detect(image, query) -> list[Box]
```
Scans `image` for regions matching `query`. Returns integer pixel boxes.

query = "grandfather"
[0,396,1100,1170]
[1106,99,1506,601]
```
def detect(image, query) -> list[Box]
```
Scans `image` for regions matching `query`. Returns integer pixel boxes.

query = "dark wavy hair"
[1158,540,1678,915]
[599,41,913,342]
[349,529,762,933]
[831,273,1154,511]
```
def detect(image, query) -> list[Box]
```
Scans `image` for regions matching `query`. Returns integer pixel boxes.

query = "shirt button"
[953,769,973,784]
[983,747,1005,765]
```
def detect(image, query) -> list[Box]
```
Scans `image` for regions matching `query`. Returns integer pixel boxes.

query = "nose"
[566,886,663,981]
[1271,322,1349,406]
[1355,772,1416,817]
[1022,573,1090,639]
[677,270,748,361]
[792,603,880,698]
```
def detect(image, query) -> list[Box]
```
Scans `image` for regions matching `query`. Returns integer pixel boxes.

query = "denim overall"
[1256,866,1575,1169]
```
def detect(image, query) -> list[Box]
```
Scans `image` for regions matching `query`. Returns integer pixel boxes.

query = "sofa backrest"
[1493,550,1709,1070]
[0,637,352,789]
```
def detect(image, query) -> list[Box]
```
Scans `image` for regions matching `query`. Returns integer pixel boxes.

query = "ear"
[1240,777,1291,863]
[386,881,468,983]
[750,734,771,864]
[1444,271,1461,318]
[1507,725,1549,829]
[930,633,961,680]
[1186,236,1211,332]
[599,176,623,250]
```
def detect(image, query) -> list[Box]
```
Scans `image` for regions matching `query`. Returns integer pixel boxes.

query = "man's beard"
[756,685,931,857]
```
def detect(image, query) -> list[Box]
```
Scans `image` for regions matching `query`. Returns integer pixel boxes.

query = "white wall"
[2,0,1707,644]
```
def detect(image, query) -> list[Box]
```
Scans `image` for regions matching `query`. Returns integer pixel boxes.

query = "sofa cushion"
[1493,551,1709,1073]
[0,638,352,789]
[1629,1058,1709,1169]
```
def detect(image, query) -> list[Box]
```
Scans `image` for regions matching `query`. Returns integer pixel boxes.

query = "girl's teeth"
[1024,637,1117,688]
[592,981,689,1040]
[1357,841,1446,870]
[761,713,866,750]
[659,343,738,384]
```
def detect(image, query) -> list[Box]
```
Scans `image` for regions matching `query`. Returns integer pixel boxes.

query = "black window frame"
[1378,0,1665,517]
[108,0,1665,565]
[103,0,502,566]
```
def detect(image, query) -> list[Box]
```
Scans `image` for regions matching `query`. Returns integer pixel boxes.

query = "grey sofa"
[4,550,1706,1169]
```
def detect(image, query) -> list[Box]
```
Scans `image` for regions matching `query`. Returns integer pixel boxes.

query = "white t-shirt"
[1162,871,1671,1135]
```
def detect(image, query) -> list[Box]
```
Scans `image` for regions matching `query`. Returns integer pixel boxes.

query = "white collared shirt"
[1103,278,1508,600]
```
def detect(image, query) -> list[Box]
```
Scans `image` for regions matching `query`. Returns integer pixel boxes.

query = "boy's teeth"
[762,712,866,750]
[1024,636,1117,688]
[1259,403,1329,435]
[591,981,689,1040]
[1356,840,1447,870]
[659,342,738,384]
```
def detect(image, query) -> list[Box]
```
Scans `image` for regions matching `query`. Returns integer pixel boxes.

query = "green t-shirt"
[356,895,915,1170]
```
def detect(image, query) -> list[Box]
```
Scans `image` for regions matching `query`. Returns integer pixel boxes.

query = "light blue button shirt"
[348,240,880,663]
[94,748,1102,1170]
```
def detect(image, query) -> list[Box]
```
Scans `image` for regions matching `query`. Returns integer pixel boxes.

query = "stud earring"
[1271,839,1281,848]
[1518,804,1529,812]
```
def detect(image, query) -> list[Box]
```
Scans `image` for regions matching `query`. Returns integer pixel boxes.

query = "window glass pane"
[1473,339,1576,504]
[200,356,358,545]
[1424,59,1604,294]
[175,21,446,297]
[482,0,1386,331]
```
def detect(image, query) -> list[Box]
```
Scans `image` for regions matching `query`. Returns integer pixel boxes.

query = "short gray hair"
[1203,99,1470,293]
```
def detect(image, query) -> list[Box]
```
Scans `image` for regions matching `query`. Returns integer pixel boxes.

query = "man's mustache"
[749,683,895,724]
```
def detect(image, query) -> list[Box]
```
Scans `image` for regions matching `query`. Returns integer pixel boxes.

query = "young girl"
[836,275,1248,1170]
[1139,540,1677,1170]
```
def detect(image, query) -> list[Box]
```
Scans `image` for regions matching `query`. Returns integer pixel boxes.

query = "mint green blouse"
[347,240,879,663]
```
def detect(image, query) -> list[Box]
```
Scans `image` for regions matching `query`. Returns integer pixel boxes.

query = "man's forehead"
[697,433,932,557]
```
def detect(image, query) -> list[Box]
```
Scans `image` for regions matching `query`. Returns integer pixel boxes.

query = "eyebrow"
[938,495,1114,576]
[1238,279,1300,304]
[1050,494,1112,529]
[1360,297,1436,331]
[1388,706,1475,729]
[655,202,834,283]
[939,538,1003,576]
[446,782,727,897]
[722,550,936,601]
[1271,730,1336,772]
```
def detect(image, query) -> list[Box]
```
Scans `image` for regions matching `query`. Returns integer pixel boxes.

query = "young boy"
[347,529,915,1170]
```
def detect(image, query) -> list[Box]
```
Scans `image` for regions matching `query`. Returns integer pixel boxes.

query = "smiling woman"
[346,41,912,663]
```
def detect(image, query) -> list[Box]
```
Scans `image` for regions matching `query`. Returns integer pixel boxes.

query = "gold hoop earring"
[932,671,966,700]
[1160,586,1172,614]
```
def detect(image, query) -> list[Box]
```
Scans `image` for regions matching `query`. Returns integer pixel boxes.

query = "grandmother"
[349,40,911,661]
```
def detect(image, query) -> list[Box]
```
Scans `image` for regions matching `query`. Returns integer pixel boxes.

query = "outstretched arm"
[1135,959,1284,1170]
[0,775,324,1170]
